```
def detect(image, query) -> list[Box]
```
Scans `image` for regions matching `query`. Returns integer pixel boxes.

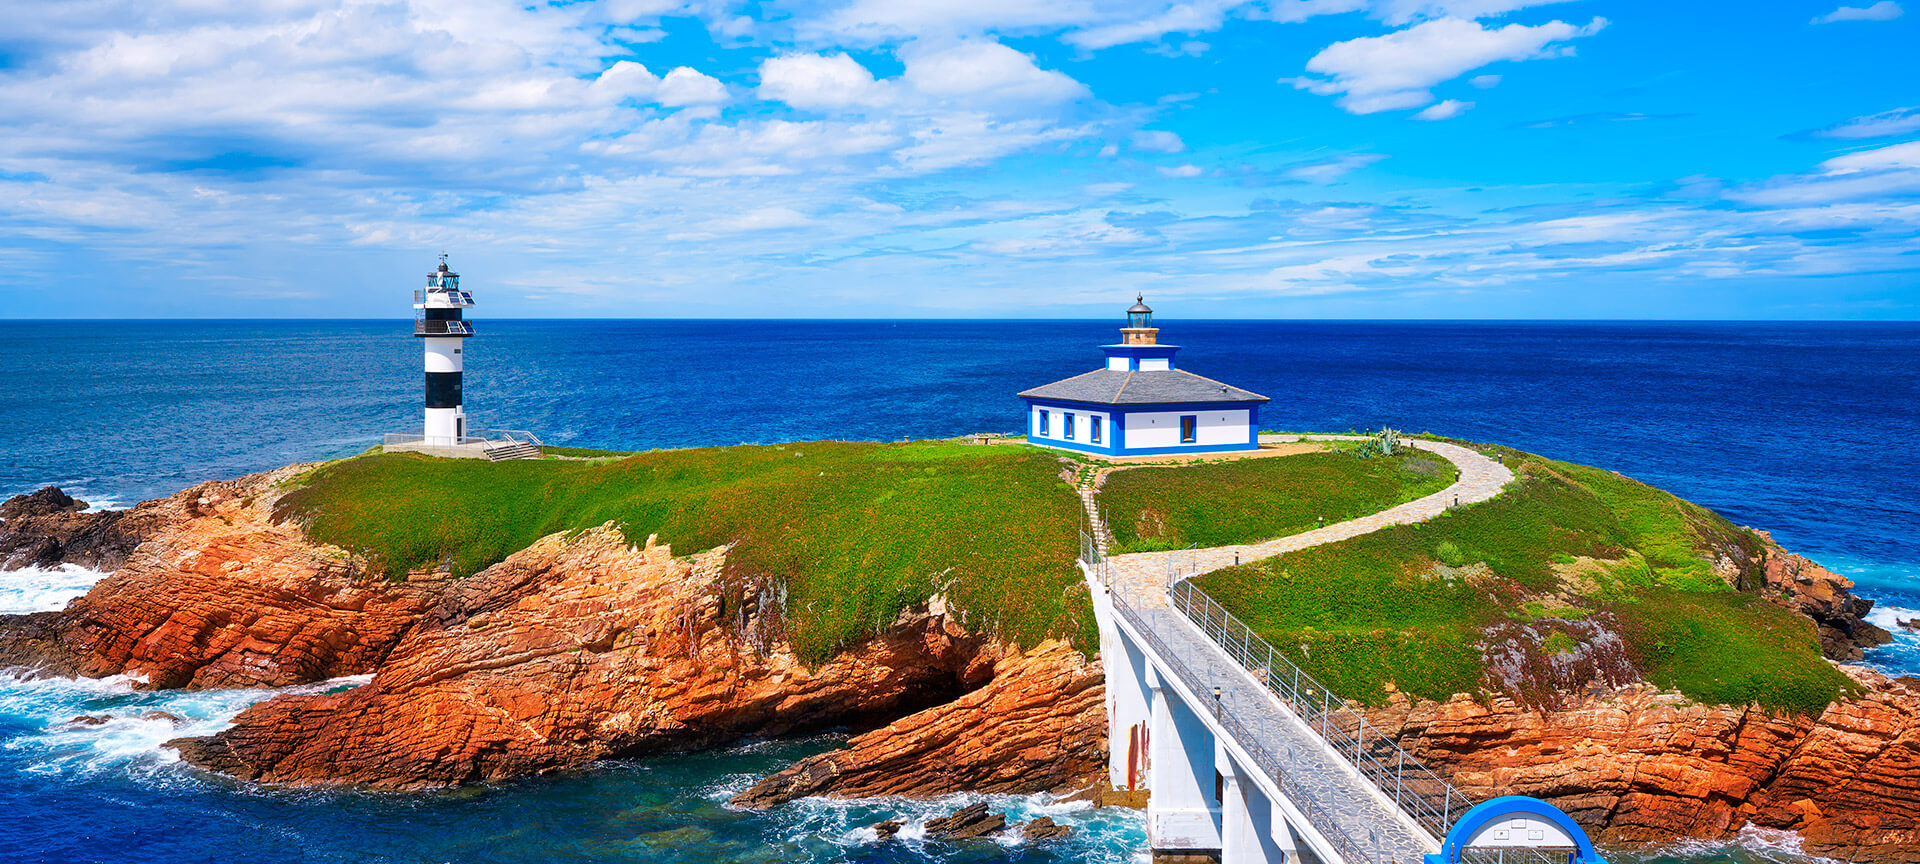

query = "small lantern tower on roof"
[414,253,473,445]
[1120,295,1158,345]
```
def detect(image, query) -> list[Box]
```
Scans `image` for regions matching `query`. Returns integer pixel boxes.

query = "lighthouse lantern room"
[415,254,473,445]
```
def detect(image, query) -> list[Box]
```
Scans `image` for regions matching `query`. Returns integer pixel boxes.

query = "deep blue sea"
[0,319,1914,864]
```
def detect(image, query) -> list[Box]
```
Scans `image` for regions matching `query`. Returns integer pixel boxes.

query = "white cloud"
[759,53,893,110]
[1371,0,1576,26]
[658,67,729,106]
[1469,74,1502,88]
[1131,129,1187,153]
[1728,140,1920,206]
[1284,152,1387,183]
[1812,1,1904,23]
[1813,107,1920,139]
[1821,140,1920,173]
[1291,16,1606,114]
[1413,99,1472,120]
[901,42,1089,108]
[799,0,1095,45]
[1158,164,1204,177]
[1066,0,1246,49]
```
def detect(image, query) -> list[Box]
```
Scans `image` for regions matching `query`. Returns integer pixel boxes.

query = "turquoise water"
[4,319,1916,863]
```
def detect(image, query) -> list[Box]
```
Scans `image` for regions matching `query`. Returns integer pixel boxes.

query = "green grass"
[535,445,637,458]
[1193,448,1854,715]
[1099,450,1455,553]
[279,440,1089,662]
[1611,588,1857,712]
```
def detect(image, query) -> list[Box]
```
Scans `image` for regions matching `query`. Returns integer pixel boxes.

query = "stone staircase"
[1077,477,1114,555]
[483,441,541,461]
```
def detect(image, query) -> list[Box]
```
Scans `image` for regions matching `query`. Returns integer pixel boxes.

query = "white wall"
[1123,409,1251,449]
[425,406,466,443]
[424,338,464,373]
[1031,405,1113,446]
[1107,356,1131,371]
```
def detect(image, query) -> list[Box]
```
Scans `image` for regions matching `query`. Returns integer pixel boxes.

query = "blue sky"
[1,0,1916,319]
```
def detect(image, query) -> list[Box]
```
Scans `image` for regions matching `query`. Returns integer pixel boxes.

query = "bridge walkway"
[1094,437,1515,864]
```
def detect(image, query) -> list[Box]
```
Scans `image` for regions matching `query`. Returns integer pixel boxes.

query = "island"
[0,433,1911,861]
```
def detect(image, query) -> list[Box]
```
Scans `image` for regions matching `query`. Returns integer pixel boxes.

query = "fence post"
[1394,749,1404,809]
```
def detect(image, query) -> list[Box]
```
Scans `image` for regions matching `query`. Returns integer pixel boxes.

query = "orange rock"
[1371,669,1920,861]
[731,638,1106,807]
[166,524,1014,789]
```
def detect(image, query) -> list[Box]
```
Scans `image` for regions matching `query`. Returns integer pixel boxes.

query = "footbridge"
[1081,437,1603,864]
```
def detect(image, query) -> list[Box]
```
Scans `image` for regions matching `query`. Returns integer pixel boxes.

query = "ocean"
[0,319,1914,864]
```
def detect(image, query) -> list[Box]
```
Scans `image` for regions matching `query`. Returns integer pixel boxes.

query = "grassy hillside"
[1192,444,1857,715]
[1100,449,1455,553]
[277,441,1088,662]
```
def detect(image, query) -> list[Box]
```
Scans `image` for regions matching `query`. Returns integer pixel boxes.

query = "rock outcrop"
[731,638,1105,807]
[42,469,439,689]
[922,803,1006,840]
[0,486,165,572]
[1368,666,1920,862]
[168,525,996,789]
[1751,531,1893,661]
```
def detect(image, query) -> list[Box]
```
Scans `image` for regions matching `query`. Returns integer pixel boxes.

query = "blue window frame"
[1091,416,1102,444]
[1038,410,1050,436]
[1065,413,1076,440]
[1180,415,1197,443]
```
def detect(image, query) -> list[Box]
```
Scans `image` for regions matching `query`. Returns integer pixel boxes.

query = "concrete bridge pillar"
[1149,666,1223,857]
[1217,739,1292,864]
[1101,600,1153,791]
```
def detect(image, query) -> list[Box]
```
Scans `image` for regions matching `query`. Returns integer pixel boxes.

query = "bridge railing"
[1110,591,1380,864]
[1169,578,1470,843]
[1080,530,1109,584]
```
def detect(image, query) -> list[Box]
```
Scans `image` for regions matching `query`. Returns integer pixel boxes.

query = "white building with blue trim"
[1019,297,1269,457]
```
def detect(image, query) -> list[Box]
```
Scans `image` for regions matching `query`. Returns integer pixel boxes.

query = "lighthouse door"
[456,417,466,439]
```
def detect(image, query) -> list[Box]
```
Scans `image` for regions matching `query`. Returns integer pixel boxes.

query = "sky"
[0,0,1916,320]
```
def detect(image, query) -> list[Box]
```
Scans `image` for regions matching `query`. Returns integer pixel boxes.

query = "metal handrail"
[1168,579,1469,841]
[1111,593,1374,864]
[413,289,474,305]
[383,430,544,448]
[413,320,473,336]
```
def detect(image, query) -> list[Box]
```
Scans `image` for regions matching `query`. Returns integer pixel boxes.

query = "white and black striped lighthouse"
[414,254,473,444]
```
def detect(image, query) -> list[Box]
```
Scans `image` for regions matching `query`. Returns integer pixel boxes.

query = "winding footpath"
[1089,437,1516,864]
[1098,436,1515,608]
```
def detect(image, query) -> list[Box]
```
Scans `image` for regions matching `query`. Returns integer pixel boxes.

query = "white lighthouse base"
[383,427,546,461]
[425,407,466,446]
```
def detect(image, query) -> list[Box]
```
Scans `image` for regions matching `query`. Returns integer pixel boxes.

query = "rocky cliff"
[1368,666,1920,861]
[731,638,1106,807]
[169,525,1002,789]
[0,486,166,572]
[6,470,439,688]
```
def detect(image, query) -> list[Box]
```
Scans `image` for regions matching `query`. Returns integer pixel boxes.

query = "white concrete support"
[1100,591,1154,791]
[1216,740,1292,864]
[1149,666,1223,853]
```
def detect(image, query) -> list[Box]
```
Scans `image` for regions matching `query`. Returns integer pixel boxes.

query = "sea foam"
[0,671,371,781]
[0,563,111,615]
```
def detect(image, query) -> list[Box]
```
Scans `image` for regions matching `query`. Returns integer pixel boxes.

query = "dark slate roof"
[1018,369,1269,405]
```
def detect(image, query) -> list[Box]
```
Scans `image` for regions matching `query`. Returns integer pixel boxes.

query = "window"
[1180,415,1197,443]
[1038,410,1050,436]
[1091,416,1103,444]
[1065,413,1076,440]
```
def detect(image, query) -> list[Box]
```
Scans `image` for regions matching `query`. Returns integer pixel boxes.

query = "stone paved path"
[1101,436,1514,608]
